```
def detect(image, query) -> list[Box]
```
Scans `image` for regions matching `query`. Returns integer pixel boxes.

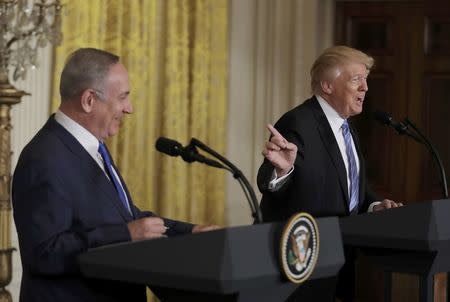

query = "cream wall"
[7,0,334,299]
[226,0,334,226]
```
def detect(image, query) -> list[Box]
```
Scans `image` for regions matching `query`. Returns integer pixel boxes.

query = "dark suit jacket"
[258,96,379,301]
[258,96,378,221]
[12,115,194,302]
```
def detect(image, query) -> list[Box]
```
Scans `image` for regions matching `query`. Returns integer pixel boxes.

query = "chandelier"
[0,0,62,81]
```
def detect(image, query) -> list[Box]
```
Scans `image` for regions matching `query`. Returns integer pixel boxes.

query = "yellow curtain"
[51,0,227,300]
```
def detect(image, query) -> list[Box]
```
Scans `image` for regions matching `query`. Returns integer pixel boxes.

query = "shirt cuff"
[368,201,382,212]
[268,166,294,191]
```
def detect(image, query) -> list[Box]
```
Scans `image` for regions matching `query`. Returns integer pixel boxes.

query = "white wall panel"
[9,45,52,302]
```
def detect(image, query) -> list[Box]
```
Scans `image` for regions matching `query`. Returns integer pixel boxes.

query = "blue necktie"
[341,120,359,211]
[98,142,131,214]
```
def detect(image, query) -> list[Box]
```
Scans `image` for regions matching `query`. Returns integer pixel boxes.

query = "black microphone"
[373,110,408,135]
[155,137,184,157]
[155,137,224,168]
[373,111,448,198]
[156,136,264,223]
[373,110,423,143]
[190,137,263,224]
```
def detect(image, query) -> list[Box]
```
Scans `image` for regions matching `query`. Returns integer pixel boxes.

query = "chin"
[106,127,118,137]
[351,107,363,116]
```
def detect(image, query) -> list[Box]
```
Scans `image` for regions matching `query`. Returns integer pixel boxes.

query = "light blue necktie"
[341,120,359,211]
[98,142,131,214]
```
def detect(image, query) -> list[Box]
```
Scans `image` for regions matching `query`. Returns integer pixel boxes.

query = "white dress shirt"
[54,110,131,209]
[316,95,360,197]
[269,95,359,193]
[267,96,380,211]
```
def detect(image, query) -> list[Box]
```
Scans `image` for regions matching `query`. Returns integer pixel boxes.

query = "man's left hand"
[373,199,404,211]
[192,224,221,233]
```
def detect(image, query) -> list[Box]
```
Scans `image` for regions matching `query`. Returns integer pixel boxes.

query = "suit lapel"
[45,116,134,221]
[310,99,351,209]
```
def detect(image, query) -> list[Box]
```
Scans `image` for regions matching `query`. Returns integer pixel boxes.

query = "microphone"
[190,138,263,223]
[372,111,448,198]
[373,110,408,135]
[373,110,423,143]
[155,137,184,157]
[156,136,264,223]
[155,137,224,169]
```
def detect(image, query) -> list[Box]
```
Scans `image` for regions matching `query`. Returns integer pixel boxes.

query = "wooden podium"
[340,199,450,302]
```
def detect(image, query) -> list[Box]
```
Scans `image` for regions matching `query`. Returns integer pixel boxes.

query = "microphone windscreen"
[155,137,182,156]
[373,110,392,126]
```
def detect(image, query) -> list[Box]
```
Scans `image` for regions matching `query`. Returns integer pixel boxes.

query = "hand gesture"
[127,217,167,241]
[262,124,298,177]
[373,199,404,211]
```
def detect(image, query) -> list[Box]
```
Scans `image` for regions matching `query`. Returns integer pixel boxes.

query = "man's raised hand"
[261,124,297,177]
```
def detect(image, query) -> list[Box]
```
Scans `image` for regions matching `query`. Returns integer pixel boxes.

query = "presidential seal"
[280,212,319,284]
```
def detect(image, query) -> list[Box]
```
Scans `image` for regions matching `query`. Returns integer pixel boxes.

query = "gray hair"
[310,45,374,95]
[59,48,119,101]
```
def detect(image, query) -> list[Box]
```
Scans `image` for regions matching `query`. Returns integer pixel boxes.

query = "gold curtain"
[51,1,227,299]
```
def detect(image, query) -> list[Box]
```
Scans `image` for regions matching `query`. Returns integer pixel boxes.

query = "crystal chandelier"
[0,0,62,81]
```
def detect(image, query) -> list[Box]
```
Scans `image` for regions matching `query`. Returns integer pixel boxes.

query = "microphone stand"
[403,118,450,302]
[190,138,263,224]
[375,112,448,198]
[376,114,449,301]
[403,118,448,198]
[394,123,425,145]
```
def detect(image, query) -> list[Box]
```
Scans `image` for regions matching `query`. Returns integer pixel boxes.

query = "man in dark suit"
[257,46,403,301]
[12,48,216,302]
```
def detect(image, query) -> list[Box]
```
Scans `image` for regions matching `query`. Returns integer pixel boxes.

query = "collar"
[54,110,100,160]
[316,95,346,135]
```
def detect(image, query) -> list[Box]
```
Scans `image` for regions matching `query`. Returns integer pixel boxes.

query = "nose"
[124,98,133,114]
[360,79,368,92]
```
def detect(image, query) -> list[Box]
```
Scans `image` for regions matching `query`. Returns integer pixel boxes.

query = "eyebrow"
[349,71,369,78]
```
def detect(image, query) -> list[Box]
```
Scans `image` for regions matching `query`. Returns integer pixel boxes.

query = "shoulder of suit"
[276,96,316,126]
[19,119,73,161]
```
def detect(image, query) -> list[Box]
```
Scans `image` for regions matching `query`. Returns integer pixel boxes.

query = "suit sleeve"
[12,158,131,276]
[132,207,194,235]
[257,114,304,193]
[257,114,305,222]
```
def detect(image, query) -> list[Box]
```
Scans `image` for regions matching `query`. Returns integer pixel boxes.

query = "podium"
[78,217,344,302]
[339,199,450,302]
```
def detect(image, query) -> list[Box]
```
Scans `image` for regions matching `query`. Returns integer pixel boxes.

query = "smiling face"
[321,62,369,119]
[89,63,132,140]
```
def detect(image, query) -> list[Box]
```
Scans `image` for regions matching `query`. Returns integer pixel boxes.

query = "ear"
[80,89,95,113]
[320,80,333,95]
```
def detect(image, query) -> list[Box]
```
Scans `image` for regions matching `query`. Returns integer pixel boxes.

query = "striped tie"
[341,120,359,211]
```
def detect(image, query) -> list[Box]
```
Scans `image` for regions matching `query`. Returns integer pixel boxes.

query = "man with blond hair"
[258,45,402,301]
